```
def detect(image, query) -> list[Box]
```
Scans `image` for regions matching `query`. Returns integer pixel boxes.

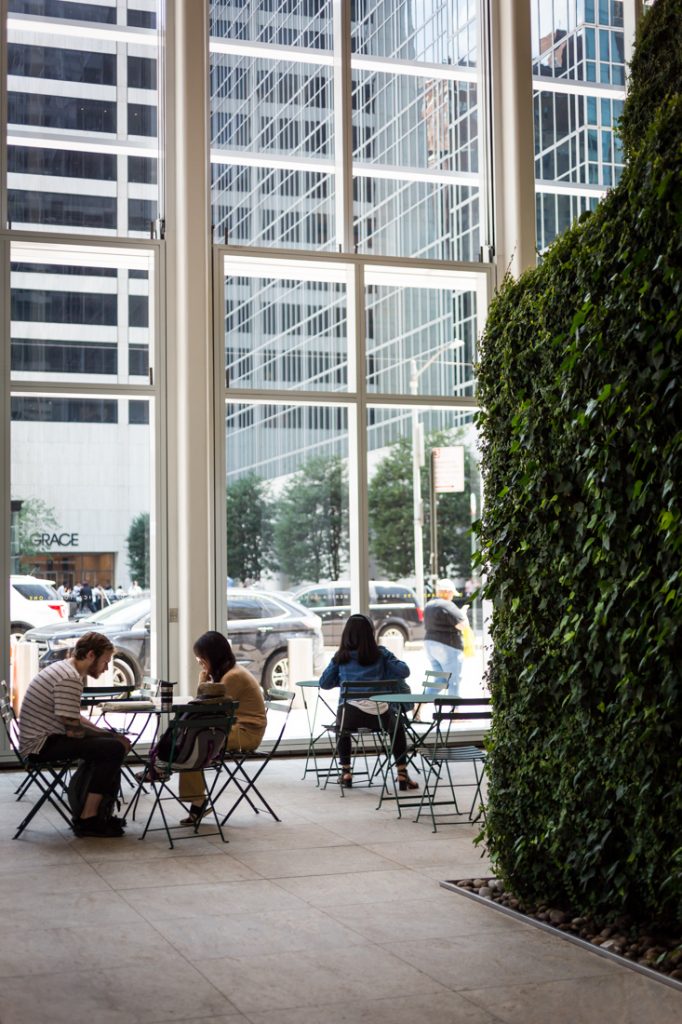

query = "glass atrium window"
[531,0,626,250]
[6,1,162,236]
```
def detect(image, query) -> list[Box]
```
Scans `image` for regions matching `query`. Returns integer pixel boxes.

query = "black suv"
[24,590,325,693]
[291,581,424,646]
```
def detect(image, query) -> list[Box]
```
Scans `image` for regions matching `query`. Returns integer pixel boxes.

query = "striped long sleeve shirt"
[18,660,84,758]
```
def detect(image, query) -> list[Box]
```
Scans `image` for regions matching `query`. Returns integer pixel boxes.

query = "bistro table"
[296,680,339,785]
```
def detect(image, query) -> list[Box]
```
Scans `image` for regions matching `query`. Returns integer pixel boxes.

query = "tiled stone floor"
[1,760,680,1024]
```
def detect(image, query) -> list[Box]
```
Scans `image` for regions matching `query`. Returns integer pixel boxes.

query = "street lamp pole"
[409,340,464,610]
[410,364,425,609]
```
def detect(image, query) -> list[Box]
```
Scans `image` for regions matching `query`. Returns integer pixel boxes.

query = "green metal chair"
[414,697,491,832]
[214,687,297,825]
[130,700,237,849]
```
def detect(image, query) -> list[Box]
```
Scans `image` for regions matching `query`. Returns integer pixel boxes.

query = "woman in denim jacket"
[319,614,418,790]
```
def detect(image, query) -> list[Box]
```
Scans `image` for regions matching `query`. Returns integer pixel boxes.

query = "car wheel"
[112,657,137,688]
[376,624,407,648]
[262,651,289,694]
[10,624,27,643]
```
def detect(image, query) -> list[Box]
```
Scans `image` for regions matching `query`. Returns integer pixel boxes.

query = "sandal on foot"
[180,799,208,825]
[396,769,418,791]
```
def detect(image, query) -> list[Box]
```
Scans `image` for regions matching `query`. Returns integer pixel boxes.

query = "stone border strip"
[439,880,682,995]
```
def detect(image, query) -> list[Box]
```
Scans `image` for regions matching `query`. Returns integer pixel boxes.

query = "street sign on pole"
[431,446,465,493]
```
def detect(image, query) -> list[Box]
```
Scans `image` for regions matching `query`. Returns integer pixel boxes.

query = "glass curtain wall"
[3,2,161,707]
[211,1,491,698]
[531,0,627,250]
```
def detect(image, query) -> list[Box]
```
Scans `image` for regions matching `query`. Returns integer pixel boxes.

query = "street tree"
[126,512,150,587]
[273,454,348,584]
[368,430,479,581]
[226,473,274,584]
[12,497,60,567]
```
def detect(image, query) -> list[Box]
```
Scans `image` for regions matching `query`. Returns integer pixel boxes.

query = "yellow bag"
[462,623,475,658]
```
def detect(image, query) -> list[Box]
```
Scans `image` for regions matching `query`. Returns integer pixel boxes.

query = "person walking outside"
[423,578,468,696]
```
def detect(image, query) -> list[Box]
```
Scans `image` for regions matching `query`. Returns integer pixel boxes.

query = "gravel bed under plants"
[446,876,682,987]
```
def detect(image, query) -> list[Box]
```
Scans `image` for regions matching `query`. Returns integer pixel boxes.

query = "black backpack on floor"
[67,761,122,824]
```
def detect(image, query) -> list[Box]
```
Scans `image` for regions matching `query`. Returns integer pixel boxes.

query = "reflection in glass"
[226,401,349,588]
[10,398,153,672]
[365,278,477,398]
[210,54,335,249]
[10,249,153,386]
[6,3,161,236]
[531,0,626,249]
[367,405,486,695]
[224,268,348,392]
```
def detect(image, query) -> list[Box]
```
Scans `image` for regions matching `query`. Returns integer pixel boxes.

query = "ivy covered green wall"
[476,0,682,925]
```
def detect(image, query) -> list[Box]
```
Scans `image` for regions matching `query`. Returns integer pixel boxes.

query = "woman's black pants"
[335,704,407,767]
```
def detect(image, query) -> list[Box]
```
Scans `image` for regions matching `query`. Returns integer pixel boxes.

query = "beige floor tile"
[0,958,235,1024]
[388,928,616,990]
[92,851,259,888]
[76,833,227,862]
[463,972,682,1024]
[157,905,363,960]
[274,867,441,907]
[247,991,501,1024]
[230,843,397,879]
[363,837,490,869]
[0,889,144,931]
[214,822,349,852]
[417,863,493,881]
[0,859,110,896]
[0,920,176,979]
[118,877,310,922]
[324,895,521,943]
[196,944,448,1014]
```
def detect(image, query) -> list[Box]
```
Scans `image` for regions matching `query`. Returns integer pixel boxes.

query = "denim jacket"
[319,647,412,710]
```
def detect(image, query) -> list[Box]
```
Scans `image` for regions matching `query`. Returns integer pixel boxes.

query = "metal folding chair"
[129,701,237,849]
[1,689,77,838]
[415,697,492,832]
[297,680,339,786]
[321,680,399,796]
[214,688,296,824]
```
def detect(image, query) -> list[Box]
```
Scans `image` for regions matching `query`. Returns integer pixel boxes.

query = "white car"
[10,575,68,637]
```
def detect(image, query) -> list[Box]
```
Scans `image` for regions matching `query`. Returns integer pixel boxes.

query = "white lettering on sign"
[432,446,465,493]
[30,532,80,548]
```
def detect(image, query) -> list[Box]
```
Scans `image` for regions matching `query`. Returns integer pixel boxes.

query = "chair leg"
[13,765,71,839]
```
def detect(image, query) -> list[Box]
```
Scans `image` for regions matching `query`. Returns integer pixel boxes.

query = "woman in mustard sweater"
[179,630,267,824]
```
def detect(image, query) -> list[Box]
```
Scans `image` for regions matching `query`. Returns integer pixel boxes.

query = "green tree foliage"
[475,0,682,926]
[273,455,348,584]
[126,512,150,587]
[13,498,60,561]
[226,473,273,584]
[368,431,478,580]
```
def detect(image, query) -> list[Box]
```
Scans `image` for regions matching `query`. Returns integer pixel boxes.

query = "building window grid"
[7,6,160,236]
[532,0,626,250]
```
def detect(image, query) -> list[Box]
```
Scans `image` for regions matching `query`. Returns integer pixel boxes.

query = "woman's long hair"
[334,614,380,666]
[193,630,235,680]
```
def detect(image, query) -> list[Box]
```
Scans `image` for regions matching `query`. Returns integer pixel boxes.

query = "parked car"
[10,574,68,638]
[290,580,424,646]
[23,589,325,693]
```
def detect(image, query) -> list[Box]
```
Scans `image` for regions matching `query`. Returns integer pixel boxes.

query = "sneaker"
[73,816,125,838]
[107,815,128,831]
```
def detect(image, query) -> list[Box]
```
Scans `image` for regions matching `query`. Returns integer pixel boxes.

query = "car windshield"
[81,597,149,624]
[12,582,59,600]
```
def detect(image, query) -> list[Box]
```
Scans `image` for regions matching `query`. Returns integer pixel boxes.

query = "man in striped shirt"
[19,631,131,837]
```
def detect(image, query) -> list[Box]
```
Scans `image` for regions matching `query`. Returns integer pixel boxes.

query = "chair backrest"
[0,693,22,759]
[263,687,296,756]
[341,679,399,703]
[155,701,238,770]
[421,670,451,693]
[431,697,492,746]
